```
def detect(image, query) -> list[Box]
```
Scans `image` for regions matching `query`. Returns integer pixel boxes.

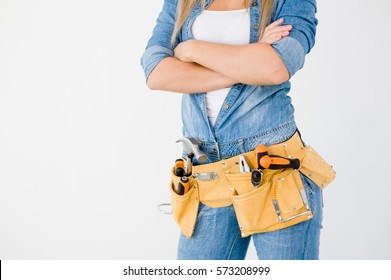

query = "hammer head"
[176,137,208,163]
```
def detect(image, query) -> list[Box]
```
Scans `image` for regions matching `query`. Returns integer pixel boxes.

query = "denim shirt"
[141,0,318,164]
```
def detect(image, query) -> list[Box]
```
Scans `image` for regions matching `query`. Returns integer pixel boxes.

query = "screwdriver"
[174,159,185,177]
[172,159,186,195]
[254,144,300,170]
[176,176,189,195]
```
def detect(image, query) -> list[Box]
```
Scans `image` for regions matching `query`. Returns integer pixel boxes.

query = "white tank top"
[192,8,250,126]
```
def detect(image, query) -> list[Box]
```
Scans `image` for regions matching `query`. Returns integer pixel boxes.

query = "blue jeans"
[177,174,323,260]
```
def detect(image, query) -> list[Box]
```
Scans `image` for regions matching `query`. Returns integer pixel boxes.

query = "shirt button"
[213,149,217,154]
[252,1,258,6]
[223,104,229,110]
[253,24,259,30]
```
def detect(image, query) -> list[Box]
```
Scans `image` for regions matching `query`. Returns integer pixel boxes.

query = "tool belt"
[169,132,336,238]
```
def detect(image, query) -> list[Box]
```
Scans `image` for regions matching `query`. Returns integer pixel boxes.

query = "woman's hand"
[174,40,197,62]
[259,18,292,44]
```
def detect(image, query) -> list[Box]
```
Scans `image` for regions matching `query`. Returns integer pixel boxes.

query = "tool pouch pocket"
[169,168,199,238]
[228,169,312,237]
[299,146,336,189]
[225,172,255,195]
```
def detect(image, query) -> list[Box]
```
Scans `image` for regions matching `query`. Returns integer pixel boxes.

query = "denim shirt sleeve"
[271,0,318,77]
[140,0,178,82]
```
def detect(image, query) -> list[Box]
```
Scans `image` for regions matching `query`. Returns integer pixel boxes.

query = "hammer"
[176,137,208,176]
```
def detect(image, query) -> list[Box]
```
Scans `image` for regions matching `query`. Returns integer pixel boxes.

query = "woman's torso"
[179,0,297,163]
[192,8,251,126]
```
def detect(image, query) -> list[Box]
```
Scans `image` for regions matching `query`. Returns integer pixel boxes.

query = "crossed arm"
[147,19,292,94]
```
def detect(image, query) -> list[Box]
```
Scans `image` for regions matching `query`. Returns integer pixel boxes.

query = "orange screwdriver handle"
[261,155,300,170]
[254,144,268,169]
[177,176,190,195]
[174,159,185,177]
[255,144,300,170]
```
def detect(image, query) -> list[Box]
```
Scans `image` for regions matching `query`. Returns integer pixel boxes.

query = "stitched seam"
[198,121,296,147]
[302,184,316,259]
[227,232,240,260]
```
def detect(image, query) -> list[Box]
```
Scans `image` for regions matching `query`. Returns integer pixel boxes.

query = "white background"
[0,0,390,260]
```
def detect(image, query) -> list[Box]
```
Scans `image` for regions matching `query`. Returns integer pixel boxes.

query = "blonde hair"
[170,0,275,45]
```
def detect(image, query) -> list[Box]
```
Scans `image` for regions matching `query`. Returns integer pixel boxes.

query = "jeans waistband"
[192,121,298,165]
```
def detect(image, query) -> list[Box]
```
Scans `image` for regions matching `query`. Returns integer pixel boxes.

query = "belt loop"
[238,139,245,154]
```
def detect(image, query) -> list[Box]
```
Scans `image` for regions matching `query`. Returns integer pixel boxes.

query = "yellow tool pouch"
[169,167,200,238]
[297,145,336,189]
[228,169,313,237]
[169,132,336,238]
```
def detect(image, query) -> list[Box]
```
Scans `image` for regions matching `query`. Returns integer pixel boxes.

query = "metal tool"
[193,172,219,181]
[176,137,208,176]
[251,169,263,188]
[251,146,264,188]
[239,155,250,173]
[272,200,282,221]
[272,199,312,223]
[157,203,172,215]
